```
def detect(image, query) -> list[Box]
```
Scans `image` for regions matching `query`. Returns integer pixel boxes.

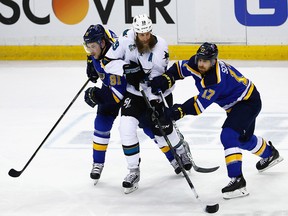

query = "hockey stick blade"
[193,163,220,173]
[8,168,22,178]
[186,143,220,173]
[184,141,220,173]
[8,79,90,178]
[140,88,219,214]
[158,90,220,174]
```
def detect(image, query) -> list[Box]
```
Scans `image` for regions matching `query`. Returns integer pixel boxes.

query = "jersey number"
[202,89,215,100]
[229,70,248,86]
[110,75,121,86]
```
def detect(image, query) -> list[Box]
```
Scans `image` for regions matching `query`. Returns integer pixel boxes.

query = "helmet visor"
[83,42,101,55]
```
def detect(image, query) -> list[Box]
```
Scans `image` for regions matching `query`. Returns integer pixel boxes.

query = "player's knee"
[238,135,257,151]
[220,127,240,148]
[221,127,257,151]
[119,116,139,145]
[239,133,252,143]
[94,114,115,131]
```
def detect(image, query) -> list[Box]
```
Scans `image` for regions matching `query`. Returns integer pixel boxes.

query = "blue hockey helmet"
[196,42,218,61]
[83,24,106,45]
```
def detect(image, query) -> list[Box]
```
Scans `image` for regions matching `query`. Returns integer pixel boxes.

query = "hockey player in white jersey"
[83,24,183,186]
[103,14,192,193]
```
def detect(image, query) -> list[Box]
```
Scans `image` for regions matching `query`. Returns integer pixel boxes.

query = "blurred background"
[1,0,288,60]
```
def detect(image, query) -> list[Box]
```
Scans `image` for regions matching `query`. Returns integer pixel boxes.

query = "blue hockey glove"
[84,87,102,108]
[150,73,175,95]
[165,104,185,121]
[86,56,99,83]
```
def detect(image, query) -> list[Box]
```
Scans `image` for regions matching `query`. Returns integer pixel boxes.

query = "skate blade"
[258,156,284,173]
[223,187,249,200]
[124,183,139,194]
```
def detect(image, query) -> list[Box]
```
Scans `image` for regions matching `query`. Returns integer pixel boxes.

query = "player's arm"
[149,59,193,95]
[86,55,99,83]
[84,73,126,107]
[165,85,220,121]
[109,74,127,103]
[102,38,127,76]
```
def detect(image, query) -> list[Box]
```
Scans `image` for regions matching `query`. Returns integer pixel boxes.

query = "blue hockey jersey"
[91,29,127,104]
[167,55,255,115]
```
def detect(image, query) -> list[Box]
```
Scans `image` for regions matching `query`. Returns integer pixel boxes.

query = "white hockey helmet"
[132,14,152,33]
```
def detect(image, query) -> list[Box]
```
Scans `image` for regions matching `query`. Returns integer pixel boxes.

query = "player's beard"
[198,66,206,74]
[135,35,157,54]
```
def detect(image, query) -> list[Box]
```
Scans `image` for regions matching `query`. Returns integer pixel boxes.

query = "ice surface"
[0,60,287,216]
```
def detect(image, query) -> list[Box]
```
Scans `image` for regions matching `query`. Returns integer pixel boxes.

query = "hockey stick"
[140,88,219,214]
[8,78,90,178]
[158,91,220,173]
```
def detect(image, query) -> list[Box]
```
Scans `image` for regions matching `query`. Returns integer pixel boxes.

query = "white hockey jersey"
[103,29,174,101]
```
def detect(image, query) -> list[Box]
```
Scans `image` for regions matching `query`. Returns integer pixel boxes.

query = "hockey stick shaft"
[159,91,220,173]
[8,78,90,178]
[140,89,199,195]
[140,88,219,213]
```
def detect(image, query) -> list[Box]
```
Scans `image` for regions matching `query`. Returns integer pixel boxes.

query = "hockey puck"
[205,203,219,213]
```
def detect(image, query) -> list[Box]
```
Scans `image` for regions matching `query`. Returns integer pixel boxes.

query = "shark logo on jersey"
[163,51,169,64]
[112,40,119,51]
[123,97,132,109]
[129,44,136,51]
[164,51,169,60]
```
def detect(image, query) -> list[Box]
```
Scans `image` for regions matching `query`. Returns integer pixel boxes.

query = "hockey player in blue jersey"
[83,24,125,185]
[83,24,182,185]
[150,42,283,199]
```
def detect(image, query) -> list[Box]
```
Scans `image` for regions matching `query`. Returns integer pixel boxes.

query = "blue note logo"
[234,0,288,26]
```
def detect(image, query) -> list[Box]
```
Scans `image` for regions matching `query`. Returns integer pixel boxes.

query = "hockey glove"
[123,61,145,91]
[147,106,160,123]
[165,104,185,121]
[150,73,175,95]
[86,56,99,83]
[84,87,102,108]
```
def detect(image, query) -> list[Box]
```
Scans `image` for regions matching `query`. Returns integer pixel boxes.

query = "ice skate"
[222,175,249,199]
[175,140,192,171]
[180,152,192,171]
[90,163,104,185]
[122,168,140,194]
[179,141,193,171]
[182,140,193,161]
[170,159,181,174]
[256,141,283,172]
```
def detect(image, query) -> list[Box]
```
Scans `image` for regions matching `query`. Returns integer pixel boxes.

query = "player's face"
[197,58,213,74]
[84,41,103,60]
[135,32,156,53]
[136,32,151,45]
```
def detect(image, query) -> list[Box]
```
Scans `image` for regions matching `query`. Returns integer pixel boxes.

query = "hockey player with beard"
[102,14,193,193]
[83,24,184,185]
[151,42,284,199]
